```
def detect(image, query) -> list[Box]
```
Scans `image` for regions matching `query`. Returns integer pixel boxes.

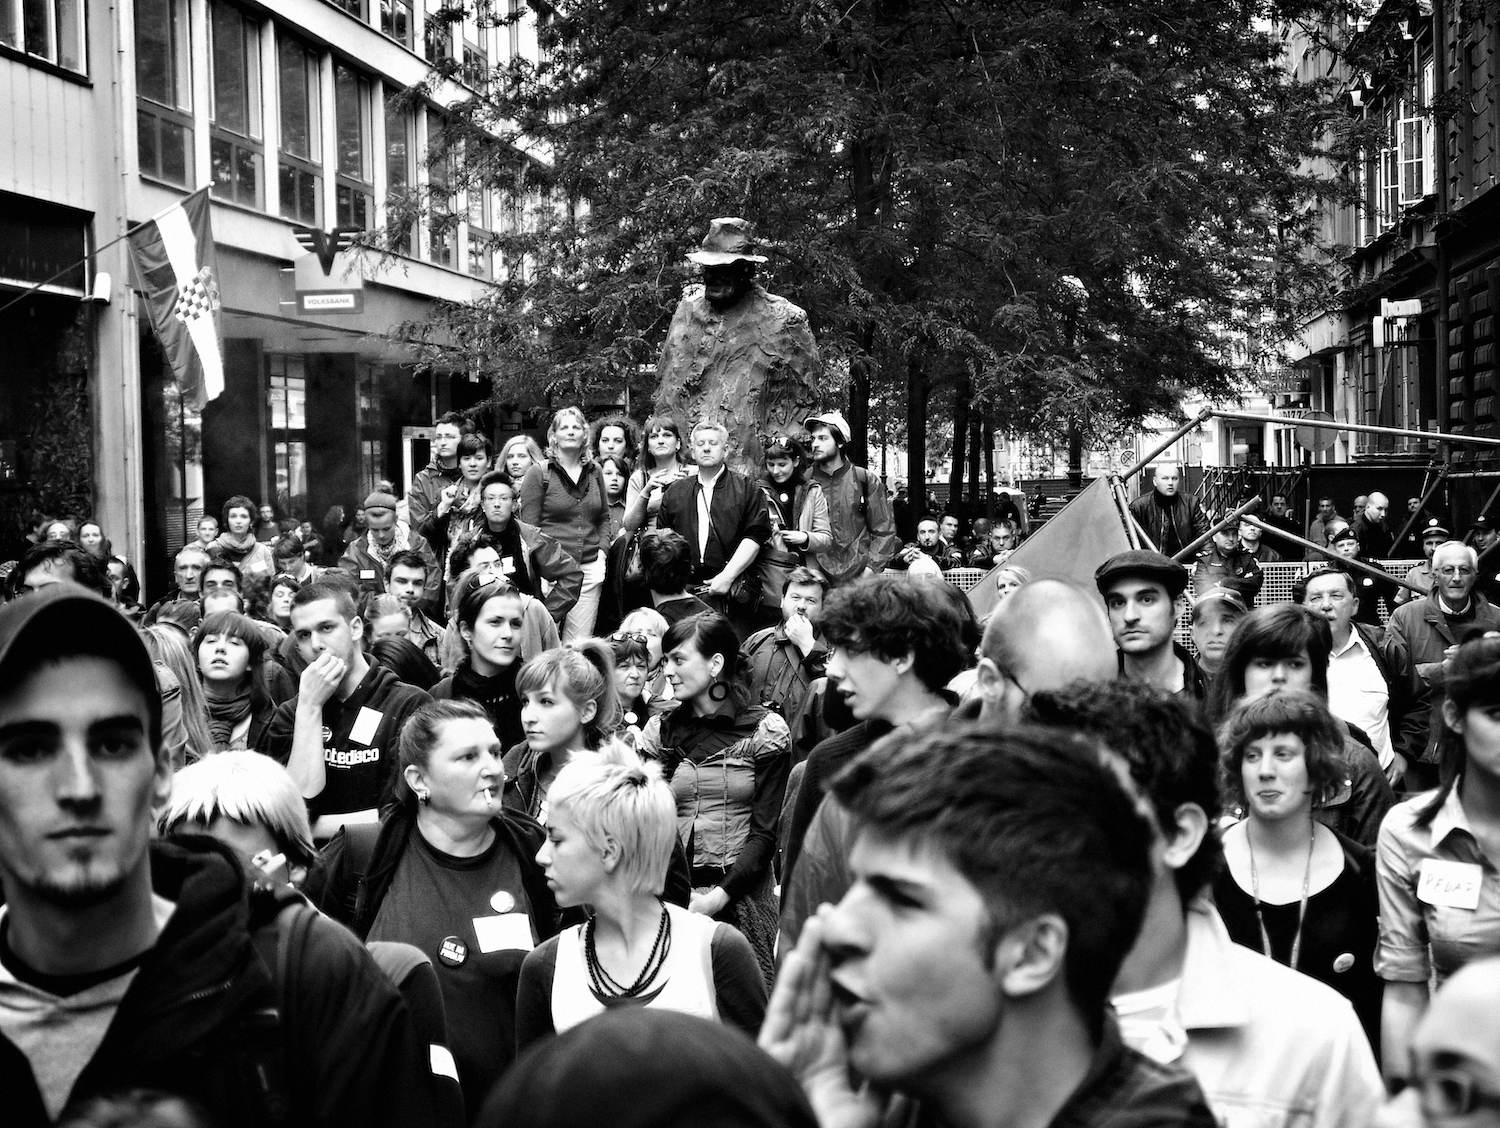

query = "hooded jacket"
[0,838,438,1128]
[409,460,462,528]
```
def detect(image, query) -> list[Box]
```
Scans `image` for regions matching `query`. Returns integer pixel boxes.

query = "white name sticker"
[500,556,517,575]
[348,706,383,747]
[1418,859,1484,910]
[429,1044,459,1082]
[473,912,533,953]
[359,569,376,580]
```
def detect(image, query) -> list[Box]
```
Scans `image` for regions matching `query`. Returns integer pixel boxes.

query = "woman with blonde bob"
[159,750,317,886]
[515,743,766,1050]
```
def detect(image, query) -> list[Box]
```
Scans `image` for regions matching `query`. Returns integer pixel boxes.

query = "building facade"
[2,0,544,591]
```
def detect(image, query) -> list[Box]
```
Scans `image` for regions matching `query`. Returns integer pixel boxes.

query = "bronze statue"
[654,218,822,473]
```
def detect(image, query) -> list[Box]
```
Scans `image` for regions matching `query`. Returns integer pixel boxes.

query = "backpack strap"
[238,890,320,1126]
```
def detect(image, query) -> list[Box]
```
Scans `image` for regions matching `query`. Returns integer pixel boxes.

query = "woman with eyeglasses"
[1377,635,1500,1083]
[1213,691,1382,1048]
[638,612,791,983]
[311,698,559,1116]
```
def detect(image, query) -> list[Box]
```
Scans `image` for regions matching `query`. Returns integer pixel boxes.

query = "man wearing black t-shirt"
[261,580,430,839]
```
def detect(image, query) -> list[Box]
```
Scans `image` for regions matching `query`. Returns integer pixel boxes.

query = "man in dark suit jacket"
[655,420,772,633]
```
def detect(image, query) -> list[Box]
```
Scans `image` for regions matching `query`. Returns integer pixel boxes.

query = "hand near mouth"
[759,908,885,1128]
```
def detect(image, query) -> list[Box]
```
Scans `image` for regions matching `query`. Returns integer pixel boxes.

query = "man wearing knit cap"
[1096,549,1206,700]
[804,409,898,585]
[654,218,822,473]
[338,487,442,616]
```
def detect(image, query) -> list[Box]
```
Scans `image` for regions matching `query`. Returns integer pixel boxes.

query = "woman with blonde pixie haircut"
[159,750,317,886]
[516,743,766,1049]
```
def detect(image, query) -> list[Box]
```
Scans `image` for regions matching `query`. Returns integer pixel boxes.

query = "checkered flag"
[127,189,225,401]
[173,266,220,325]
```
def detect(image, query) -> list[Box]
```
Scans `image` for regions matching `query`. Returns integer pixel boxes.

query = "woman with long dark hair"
[1375,634,1500,1079]
[432,573,529,751]
[1214,690,1382,1045]
[311,698,559,1115]
[637,612,790,982]
[623,414,691,531]
[194,611,277,752]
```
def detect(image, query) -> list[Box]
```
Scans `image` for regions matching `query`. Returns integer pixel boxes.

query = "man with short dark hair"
[259,580,431,840]
[1027,681,1383,1128]
[939,513,964,555]
[385,550,444,664]
[893,516,963,571]
[17,543,111,600]
[744,566,829,722]
[1259,492,1301,557]
[1307,496,1341,560]
[200,560,241,598]
[339,490,442,615]
[762,721,1216,1128]
[1194,521,1263,603]
[804,410,898,584]
[408,412,469,528]
[1096,550,1206,699]
[1127,464,1210,558]
[779,576,969,937]
[0,588,439,1128]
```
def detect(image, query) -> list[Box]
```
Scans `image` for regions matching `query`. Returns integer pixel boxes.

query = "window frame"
[333,62,375,230]
[379,0,413,49]
[207,0,264,209]
[2,0,87,75]
[135,0,194,187]
[384,84,417,254]
[276,32,323,227]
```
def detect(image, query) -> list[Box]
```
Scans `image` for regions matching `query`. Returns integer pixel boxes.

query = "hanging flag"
[126,188,224,403]
[967,476,1132,618]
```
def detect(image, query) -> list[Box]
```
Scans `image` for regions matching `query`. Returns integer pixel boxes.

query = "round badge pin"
[490,891,515,914]
[438,936,468,967]
[1332,952,1355,974]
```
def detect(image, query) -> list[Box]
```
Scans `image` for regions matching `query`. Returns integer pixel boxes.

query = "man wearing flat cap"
[654,218,822,474]
[338,487,442,616]
[1095,549,1207,700]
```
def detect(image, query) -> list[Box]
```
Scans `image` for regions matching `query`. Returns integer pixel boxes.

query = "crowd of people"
[2,428,1499,1128]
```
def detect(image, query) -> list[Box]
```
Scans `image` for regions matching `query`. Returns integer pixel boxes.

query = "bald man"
[1128,463,1211,557]
[973,578,1118,723]
[1352,491,1395,560]
[779,576,1120,953]
[1377,957,1500,1128]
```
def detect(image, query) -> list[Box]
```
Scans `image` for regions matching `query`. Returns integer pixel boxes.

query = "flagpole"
[0,188,212,317]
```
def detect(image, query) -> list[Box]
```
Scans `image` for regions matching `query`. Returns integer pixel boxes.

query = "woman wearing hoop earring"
[638,612,790,983]
[1213,690,1381,1045]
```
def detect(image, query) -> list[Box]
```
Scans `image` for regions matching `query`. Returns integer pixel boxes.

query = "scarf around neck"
[205,687,253,749]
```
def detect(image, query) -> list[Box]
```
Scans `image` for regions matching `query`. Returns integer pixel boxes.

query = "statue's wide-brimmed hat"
[686,218,769,266]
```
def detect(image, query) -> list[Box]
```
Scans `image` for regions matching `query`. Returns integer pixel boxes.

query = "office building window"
[267,354,308,517]
[428,114,454,267]
[424,1,452,63]
[3,0,85,72]
[385,86,416,254]
[467,188,491,278]
[208,0,263,208]
[277,34,322,226]
[379,0,412,49]
[136,0,193,186]
[327,0,366,19]
[334,64,374,229]
[462,39,487,90]
[506,0,519,60]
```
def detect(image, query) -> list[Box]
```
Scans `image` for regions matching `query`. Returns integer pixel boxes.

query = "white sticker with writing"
[500,556,517,575]
[1418,859,1483,910]
[348,706,383,747]
[359,569,376,580]
[473,912,533,953]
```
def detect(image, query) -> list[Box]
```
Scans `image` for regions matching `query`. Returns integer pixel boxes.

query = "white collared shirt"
[695,465,726,559]
[1326,627,1393,767]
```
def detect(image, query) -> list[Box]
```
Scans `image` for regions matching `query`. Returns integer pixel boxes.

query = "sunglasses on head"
[610,631,649,646]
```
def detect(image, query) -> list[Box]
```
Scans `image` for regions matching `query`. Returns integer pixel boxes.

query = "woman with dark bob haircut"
[1375,634,1500,1074]
[1213,690,1381,1044]
[1205,604,1394,848]
[637,612,791,983]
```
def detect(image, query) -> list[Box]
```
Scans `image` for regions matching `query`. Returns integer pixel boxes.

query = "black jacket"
[658,468,773,580]
[0,838,437,1128]
[1127,491,1210,556]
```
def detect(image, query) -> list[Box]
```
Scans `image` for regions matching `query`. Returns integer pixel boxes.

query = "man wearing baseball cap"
[338,487,442,616]
[1470,515,1500,604]
[1095,550,1207,700]
[1189,583,1247,679]
[0,588,439,1127]
[803,410,899,585]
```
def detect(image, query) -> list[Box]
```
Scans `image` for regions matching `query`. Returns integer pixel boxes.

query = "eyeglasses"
[1437,566,1477,578]
[1399,1070,1500,1118]
[610,631,649,646]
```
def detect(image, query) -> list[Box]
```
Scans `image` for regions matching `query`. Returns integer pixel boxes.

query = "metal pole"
[1172,498,1262,563]
[1108,476,1141,550]
[1240,515,1428,595]
[1119,407,1214,484]
[1444,471,1500,479]
[1388,467,1451,554]
[1209,410,1500,450]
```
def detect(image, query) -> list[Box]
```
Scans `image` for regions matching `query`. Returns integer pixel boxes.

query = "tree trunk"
[949,375,969,515]
[906,352,928,507]
[1067,417,1084,489]
[983,412,996,517]
[967,414,982,507]
[846,343,872,468]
